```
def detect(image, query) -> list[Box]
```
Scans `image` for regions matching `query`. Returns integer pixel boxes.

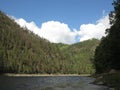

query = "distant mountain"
[57,39,100,74]
[0,11,99,74]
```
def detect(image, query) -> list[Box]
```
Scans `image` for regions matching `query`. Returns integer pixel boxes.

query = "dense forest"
[0,11,99,74]
[93,1,120,89]
[93,0,120,74]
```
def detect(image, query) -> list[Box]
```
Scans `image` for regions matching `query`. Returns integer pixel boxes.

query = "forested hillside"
[58,39,99,74]
[93,0,120,74]
[0,11,99,74]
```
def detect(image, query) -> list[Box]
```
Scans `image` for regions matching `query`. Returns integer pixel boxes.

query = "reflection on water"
[0,76,109,90]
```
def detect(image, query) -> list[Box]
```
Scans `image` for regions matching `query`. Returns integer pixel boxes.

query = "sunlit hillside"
[0,11,99,74]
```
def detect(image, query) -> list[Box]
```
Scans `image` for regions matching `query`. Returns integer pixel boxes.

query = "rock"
[109,69,116,74]
[109,88,114,90]
[97,76,103,79]
[96,81,104,85]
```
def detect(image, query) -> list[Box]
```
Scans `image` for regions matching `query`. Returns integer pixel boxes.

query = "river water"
[0,76,109,90]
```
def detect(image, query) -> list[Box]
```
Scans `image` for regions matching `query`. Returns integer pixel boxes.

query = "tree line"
[93,0,120,74]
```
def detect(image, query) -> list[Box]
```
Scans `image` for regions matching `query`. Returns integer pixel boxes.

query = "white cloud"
[39,21,76,44]
[78,15,110,41]
[13,15,110,44]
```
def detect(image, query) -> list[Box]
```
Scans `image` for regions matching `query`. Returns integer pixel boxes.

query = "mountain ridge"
[0,11,99,74]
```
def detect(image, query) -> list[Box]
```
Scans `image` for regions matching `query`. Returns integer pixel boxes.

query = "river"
[0,76,109,90]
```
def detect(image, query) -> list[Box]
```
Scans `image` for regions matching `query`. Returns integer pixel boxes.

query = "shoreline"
[1,73,91,77]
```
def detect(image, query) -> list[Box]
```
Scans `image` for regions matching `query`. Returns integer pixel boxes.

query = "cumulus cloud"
[13,15,110,44]
[39,21,76,44]
[78,15,110,41]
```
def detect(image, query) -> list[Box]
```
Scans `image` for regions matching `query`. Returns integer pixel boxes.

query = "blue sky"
[0,0,114,44]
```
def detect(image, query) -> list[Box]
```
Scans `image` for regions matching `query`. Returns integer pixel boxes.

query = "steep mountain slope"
[0,11,99,74]
[0,11,64,74]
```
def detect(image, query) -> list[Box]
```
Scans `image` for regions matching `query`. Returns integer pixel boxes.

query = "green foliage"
[59,39,99,74]
[93,0,120,73]
[94,71,120,89]
[103,72,120,89]
[0,11,99,74]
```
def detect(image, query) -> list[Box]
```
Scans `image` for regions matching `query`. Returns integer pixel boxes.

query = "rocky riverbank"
[93,71,120,90]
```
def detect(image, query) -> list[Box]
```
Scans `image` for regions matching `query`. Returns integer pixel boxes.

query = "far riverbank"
[0,73,91,77]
